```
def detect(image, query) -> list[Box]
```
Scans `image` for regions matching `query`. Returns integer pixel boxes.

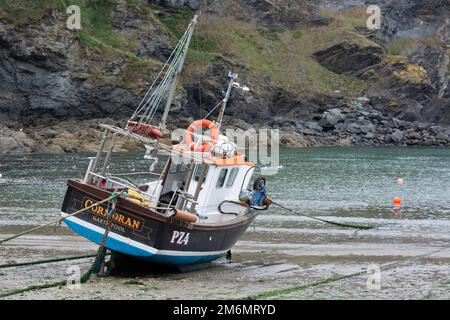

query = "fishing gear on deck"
[271,201,374,230]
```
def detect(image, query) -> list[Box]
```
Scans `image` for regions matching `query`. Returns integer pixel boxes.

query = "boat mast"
[159,15,198,130]
[216,71,238,129]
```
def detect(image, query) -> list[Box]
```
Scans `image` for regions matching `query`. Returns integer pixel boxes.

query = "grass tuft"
[386,38,419,55]
[0,0,60,25]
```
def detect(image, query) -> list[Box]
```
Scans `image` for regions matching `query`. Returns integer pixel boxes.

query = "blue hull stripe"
[65,219,222,265]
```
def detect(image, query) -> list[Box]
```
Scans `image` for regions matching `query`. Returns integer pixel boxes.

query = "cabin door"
[159,160,189,205]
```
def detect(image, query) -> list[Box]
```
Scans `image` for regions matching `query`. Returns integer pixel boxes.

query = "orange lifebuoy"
[184,119,219,152]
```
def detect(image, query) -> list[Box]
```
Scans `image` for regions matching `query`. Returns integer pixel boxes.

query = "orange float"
[393,197,402,206]
[169,209,199,223]
[127,121,163,139]
[184,119,219,152]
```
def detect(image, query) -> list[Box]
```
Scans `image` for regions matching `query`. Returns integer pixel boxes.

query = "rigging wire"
[132,23,190,115]
[129,20,195,124]
[202,100,223,120]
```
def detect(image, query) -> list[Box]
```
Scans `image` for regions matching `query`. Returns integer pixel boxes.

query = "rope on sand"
[0,260,95,299]
[0,254,97,269]
[245,245,450,300]
[0,192,122,299]
[272,201,374,230]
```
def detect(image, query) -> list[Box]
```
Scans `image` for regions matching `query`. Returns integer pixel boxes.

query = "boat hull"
[61,179,256,266]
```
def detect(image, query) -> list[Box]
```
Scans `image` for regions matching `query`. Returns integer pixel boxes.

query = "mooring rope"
[0,279,68,299]
[92,194,119,276]
[0,194,119,245]
[0,261,98,299]
[0,254,95,299]
[218,200,269,216]
[0,254,98,269]
[0,192,123,299]
[271,201,373,230]
[244,244,450,300]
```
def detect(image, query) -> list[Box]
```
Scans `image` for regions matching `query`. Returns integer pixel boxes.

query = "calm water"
[1,147,450,238]
[2,147,450,300]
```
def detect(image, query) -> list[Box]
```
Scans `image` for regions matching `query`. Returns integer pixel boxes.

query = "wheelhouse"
[82,126,255,224]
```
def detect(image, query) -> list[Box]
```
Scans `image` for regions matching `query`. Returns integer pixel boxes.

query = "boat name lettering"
[92,216,126,233]
[84,198,142,230]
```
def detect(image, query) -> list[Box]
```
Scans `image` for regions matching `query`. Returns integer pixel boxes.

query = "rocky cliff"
[0,0,449,153]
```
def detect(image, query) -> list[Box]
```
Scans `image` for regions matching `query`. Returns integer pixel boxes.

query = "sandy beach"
[2,149,450,300]
[1,224,449,300]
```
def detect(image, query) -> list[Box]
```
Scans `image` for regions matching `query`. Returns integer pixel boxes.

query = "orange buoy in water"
[393,197,402,206]
[396,178,404,185]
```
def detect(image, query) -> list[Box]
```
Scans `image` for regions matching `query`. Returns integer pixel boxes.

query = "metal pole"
[84,157,96,183]
[98,133,118,186]
[177,161,196,210]
[160,15,198,130]
[189,163,208,213]
[89,129,109,184]
[216,72,238,129]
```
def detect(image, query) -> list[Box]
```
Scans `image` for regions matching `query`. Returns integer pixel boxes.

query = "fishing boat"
[60,15,270,269]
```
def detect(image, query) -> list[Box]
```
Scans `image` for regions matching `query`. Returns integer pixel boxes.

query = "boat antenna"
[215,72,250,129]
[216,71,238,129]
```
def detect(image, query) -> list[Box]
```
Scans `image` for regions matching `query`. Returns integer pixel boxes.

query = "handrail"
[109,171,161,177]
[88,172,159,202]
[98,124,215,165]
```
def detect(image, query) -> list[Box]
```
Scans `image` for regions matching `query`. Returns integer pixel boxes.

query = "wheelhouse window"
[180,163,188,173]
[169,163,178,174]
[193,164,208,184]
[226,168,239,187]
[216,169,228,188]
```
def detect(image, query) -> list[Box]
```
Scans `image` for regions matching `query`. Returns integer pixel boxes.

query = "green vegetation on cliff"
[153,5,371,96]
[0,1,378,96]
[0,0,60,24]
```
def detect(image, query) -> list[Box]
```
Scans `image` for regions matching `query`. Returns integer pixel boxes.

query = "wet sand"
[1,224,449,300]
[2,149,450,299]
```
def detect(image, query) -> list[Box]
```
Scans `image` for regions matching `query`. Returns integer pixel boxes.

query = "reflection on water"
[0,147,450,235]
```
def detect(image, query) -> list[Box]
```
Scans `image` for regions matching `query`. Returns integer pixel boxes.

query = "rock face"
[0,11,139,127]
[0,0,450,153]
[380,0,450,41]
[0,129,35,153]
[313,42,383,74]
[156,0,203,10]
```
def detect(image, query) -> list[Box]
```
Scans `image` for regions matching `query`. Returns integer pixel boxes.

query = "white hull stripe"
[62,214,229,257]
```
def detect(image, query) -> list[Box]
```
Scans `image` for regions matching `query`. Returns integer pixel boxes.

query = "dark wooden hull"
[61,179,256,265]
